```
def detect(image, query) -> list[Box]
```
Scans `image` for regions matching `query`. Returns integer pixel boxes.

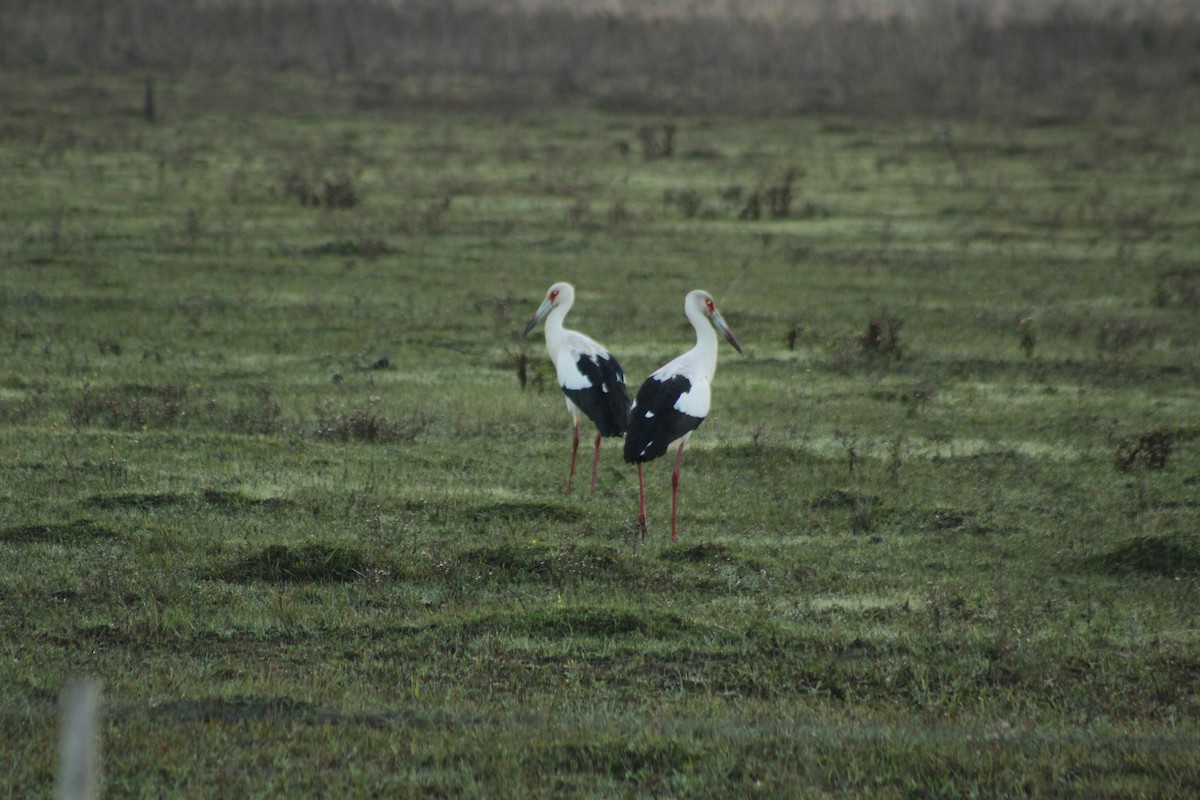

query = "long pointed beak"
[711,311,744,355]
[522,299,552,336]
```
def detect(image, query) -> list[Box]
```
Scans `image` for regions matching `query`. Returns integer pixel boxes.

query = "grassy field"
[2,72,1199,797]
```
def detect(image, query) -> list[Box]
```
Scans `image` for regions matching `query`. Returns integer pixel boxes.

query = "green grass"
[2,71,1199,797]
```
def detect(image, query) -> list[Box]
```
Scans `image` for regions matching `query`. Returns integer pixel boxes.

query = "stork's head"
[687,290,744,355]
[523,282,575,336]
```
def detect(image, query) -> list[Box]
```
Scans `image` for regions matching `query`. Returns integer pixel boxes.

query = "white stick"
[56,678,101,800]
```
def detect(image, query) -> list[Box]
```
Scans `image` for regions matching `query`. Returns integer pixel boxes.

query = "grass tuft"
[467,500,583,523]
[1114,426,1175,472]
[541,734,698,780]
[1090,535,1200,577]
[658,542,733,562]
[927,509,972,531]
[200,489,293,511]
[0,518,120,544]
[811,490,882,510]
[458,605,696,638]
[87,492,190,510]
[454,542,627,584]
[214,543,370,583]
[312,400,427,443]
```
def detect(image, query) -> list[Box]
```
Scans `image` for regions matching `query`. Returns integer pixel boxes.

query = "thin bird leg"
[636,463,648,538]
[670,438,687,542]
[566,418,580,494]
[589,432,602,497]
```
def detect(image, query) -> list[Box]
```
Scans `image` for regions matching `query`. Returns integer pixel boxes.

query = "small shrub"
[321,173,359,209]
[663,188,702,219]
[1153,268,1200,310]
[886,434,904,483]
[281,168,360,209]
[1114,426,1174,472]
[230,384,283,435]
[765,170,798,218]
[514,351,530,390]
[281,167,319,206]
[846,496,876,532]
[871,385,933,416]
[738,192,762,220]
[313,400,426,444]
[738,169,801,220]
[859,314,904,360]
[833,426,861,475]
[70,382,190,431]
[784,321,802,351]
[1018,316,1037,359]
[513,351,550,392]
[637,123,675,159]
[928,509,969,530]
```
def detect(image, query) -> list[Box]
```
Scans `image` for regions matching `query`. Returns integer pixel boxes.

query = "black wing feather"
[563,352,631,437]
[623,374,704,464]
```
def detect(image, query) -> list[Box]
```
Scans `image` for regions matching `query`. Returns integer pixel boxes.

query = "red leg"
[566,419,580,494]
[589,432,602,497]
[636,463,648,537]
[670,439,687,542]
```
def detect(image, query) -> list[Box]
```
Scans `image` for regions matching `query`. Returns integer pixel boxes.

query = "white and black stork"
[624,290,744,540]
[523,282,631,496]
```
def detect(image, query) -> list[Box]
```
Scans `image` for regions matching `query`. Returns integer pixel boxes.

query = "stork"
[624,290,744,540]
[523,282,631,496]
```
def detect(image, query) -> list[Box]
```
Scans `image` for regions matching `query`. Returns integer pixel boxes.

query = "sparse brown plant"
[886,435,904,484]
[1096,320,1154,358]
[321,173,359,209]
[859,313,905,360]
[784,322,802,351]
[834,426,859,476]
[313,399,426,444]
[281,167,320,207]
[1018,316,1036,359]
[664,188,702,219]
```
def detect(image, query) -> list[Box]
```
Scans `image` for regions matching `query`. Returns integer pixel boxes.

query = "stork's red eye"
[549,290,559,301]
[705,298,715,313]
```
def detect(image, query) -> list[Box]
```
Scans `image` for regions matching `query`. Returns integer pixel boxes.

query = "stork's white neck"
[684,300,719,381]
[543,297,575,358]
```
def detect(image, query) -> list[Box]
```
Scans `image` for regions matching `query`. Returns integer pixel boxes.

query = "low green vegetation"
[2,71,1198,797]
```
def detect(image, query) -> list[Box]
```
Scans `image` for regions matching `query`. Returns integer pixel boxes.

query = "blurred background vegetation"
[4,0,1199,121]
